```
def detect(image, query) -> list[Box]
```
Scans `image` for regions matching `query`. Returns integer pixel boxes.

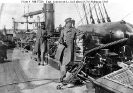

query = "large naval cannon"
[56,21,133,90]
[75,21,133,77]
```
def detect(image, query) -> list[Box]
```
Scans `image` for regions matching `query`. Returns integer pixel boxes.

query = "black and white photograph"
[0,0,133,93]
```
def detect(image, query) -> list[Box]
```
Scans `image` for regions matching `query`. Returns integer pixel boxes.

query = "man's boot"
[31,51,37,60]
[32,51,37,55]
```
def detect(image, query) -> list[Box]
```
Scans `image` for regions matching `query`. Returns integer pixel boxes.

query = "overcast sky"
[0,2,133,29]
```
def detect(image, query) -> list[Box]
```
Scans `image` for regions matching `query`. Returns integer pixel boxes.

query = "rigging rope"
[88,3,95,24]
[76,4,96,27]
[83,3,89,24]
[122,10,133,20]
[98,3,105,23]
[100,3,105,20]
[85,3,91,23]
[94,3,100,23]
[75,4,83,25]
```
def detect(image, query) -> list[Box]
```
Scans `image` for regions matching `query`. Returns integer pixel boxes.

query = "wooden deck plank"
[0,72,6,85]
[8,60,20,84]
[3,64,15,92]
[0,86,8,93]
[6,85,16,92]
[6,84,21,93]
[13,59,29,82]
[3,62,8,71]
[10,68,20,83]
[2,59,21,92]
[6,50,24,93]
[3,65,12,84]
[17,66,33,89]
[14,60,32,89]
[0,64,4,73]
[14,66,26,83]
[17,63,30,81]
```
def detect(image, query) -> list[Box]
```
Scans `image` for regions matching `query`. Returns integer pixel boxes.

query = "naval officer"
[56,18,84,82]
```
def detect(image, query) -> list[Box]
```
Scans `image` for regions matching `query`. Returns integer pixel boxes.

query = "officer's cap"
[65,18,72,23]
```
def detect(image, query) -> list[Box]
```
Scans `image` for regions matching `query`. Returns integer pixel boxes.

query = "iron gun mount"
[56,21,133,90]
[76,21,133,77]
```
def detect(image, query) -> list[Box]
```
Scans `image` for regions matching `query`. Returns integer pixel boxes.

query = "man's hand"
[54,41,59,45]
[77,34,83,41]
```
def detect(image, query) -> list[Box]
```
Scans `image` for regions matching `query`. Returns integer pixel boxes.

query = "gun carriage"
[55,21,133,90]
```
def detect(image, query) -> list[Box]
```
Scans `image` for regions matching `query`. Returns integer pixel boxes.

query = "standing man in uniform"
[33,22,46,55]
[32,23,48,65]
[56,18,83,82]
[32,29,43,55]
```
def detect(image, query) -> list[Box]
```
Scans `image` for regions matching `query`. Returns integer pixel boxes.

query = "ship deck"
[0,48,95,93]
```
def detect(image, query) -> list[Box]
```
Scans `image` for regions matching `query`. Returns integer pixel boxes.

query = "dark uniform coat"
[34,29,47,53]
[57,27,83,66]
